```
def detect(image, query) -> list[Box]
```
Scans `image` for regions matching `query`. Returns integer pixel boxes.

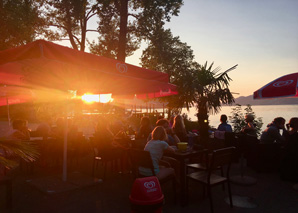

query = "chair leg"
[227,180,233,208]
[103,162,107,181]
[202,185,206,198]
[186,177,189,204]
[172,178,177,204]
[207,186,214,213]
[92,159,97,176]
[6,179,12,208]
[220,167,225,191]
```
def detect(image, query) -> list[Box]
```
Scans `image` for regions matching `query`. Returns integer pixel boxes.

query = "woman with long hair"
[172,115,188,142]
[139,126,176,179]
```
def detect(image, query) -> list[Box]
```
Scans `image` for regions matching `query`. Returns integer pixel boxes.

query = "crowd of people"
[216,114,298,183]
[90,115,189,181]
[3,112,297,185]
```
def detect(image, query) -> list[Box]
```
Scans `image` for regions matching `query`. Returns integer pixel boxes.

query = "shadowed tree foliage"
[140,28,198,116]
[229,104,263,136]
[41,0,98,51]
[140,28,237,140]
[0,0,43,50]
[90,0,183,61]
[89,0,139,59]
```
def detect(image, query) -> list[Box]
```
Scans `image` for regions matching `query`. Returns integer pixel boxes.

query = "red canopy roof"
[0,40,177,97]
[253,72,298,99]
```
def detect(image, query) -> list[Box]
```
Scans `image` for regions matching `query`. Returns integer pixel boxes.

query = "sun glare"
[82,94,100,103]
[81,93,113,104]
[99,94,113,103]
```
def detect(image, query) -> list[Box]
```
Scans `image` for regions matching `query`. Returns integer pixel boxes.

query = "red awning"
[253,72,298,99]
[0,40,177,98]
[0,85,34,106]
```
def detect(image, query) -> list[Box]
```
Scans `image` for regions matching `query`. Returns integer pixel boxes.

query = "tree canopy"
[0,0,43,50]
[140,28,198,114]
[90,0,183,61]
[40,0,98,51]
[193,62,237,116]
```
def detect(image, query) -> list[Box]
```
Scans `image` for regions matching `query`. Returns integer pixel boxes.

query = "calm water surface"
[182,105,298,131]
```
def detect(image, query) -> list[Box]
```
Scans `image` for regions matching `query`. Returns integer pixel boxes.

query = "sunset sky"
[126,0,298,97]
[59,0,298,98]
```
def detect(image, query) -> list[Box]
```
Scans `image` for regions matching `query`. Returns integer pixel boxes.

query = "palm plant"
[193,62,237,140]
[0,139,39,170]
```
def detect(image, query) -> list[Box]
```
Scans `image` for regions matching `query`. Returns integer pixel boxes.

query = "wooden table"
[165,149,205,206]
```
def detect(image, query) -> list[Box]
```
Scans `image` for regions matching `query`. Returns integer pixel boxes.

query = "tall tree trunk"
[117,0,128,62]
[80,18,87,52]
[65,5,78,50]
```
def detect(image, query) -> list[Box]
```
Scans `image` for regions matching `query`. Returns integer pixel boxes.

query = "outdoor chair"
[186,146,235,213]
[0,176,12,209]
[186,148,225,191]
[129,149,176,203]
[186,149,210,172]
[0,149,13,209]
[90,138,122,180]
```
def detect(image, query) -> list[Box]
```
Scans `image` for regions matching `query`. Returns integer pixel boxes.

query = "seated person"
[35,116,53,140]
[241,114,257,137]
[260,117,288,144]
[139,126,176,179]
[147,118,180,146]
[51,117,65,140]
[8,119,30,140]
[280,117,298,182]
[94,117,120,149]
[217,114,232,132]
[136,116,152,139]
[93,116,125,170]
[36,122,51,139]
[172,115,188,142]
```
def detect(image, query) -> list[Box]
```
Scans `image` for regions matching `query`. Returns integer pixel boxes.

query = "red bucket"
[129,177,164,213]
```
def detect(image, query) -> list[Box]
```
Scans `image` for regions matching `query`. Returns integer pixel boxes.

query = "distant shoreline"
[230,95,298,106]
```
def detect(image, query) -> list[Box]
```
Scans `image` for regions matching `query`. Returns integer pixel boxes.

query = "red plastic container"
[129,177,164,213]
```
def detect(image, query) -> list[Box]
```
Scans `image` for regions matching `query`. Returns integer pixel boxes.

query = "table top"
[165,149,205,160]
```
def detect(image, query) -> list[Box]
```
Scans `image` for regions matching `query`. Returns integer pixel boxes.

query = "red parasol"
[0,40,177,97]
[0,40,178,181]
[253,72,298,99]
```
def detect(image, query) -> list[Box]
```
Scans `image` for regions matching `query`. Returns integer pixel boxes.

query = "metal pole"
[62,115,68,181]
[6,96,11,127]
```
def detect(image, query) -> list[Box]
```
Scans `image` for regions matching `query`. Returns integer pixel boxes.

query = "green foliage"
[90,0,183,60]
[41,0,98,51]
[193,62,237,115]
[0,139,39,169]
[228,104,263,136]
[0,0,43,50]
[182,113,199,131]
[141,28,198,112]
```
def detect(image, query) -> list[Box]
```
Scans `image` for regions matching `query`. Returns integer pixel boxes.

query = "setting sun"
[81,93,113,104]
[81,94,99,103]
[99,93,113,103]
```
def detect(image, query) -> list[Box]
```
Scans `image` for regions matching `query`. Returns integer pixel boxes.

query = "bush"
[229,104,263,136]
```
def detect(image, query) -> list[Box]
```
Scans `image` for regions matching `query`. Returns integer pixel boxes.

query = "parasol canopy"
[0,40,178,181]
[253,72,298,99]
[0,40,177,98]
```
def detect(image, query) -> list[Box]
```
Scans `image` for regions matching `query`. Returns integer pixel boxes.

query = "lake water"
[182,105,298,131]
